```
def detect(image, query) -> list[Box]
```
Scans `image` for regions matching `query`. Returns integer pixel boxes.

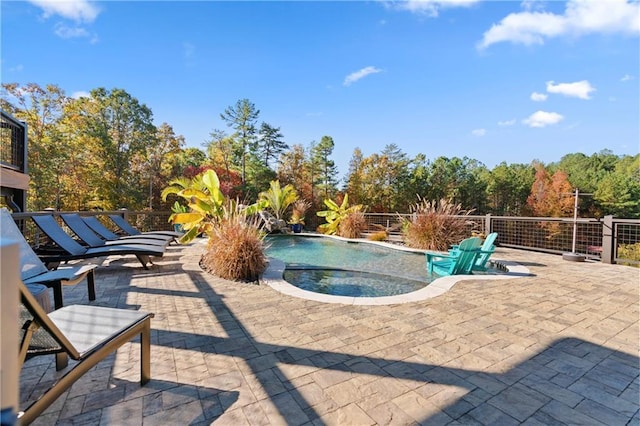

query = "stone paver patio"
[19,241,639,425]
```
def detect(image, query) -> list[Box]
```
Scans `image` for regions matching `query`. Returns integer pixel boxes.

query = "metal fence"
[360,213,639,266]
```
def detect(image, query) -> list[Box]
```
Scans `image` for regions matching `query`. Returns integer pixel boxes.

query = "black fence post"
[601,215,614,264]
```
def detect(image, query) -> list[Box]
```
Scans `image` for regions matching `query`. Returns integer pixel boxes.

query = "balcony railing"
[1,110,27,172]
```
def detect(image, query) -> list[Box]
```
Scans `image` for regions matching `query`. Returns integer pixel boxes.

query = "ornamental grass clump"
[201,210,266,282]
[402,198,475,251]
[162,169,267,282]
[338,210,367,239]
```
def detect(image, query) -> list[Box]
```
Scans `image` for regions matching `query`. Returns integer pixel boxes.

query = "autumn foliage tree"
[527,165,575,217]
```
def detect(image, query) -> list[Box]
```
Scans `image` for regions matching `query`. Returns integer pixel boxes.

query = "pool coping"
[260,233,531,305]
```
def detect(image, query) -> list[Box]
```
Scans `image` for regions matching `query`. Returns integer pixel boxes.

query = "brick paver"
[19,242,639,425]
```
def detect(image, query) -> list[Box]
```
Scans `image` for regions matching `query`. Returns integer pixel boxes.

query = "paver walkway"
[19,241,639,425]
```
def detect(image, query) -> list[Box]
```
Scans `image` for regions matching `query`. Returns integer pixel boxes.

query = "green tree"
[205,129,235,177]
[379,144,412,212]
[1,83,71,210]
[407,153,431,206]
[354,145,411,212]
[594,155,640,218]
[257,122,288,168]
[244,154,277,202]
[220,98,259,186]
[146,123,184,209]
[344,147,365,205]
[423,156,487,210]
[486,162,534,215]
[77,88,158,209]
[277,144,312,202]
[552,150,619,214]
[311,136,338,201]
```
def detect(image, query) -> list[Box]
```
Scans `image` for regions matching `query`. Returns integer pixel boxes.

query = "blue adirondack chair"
[450,232,498,271]
[425,237,482,276]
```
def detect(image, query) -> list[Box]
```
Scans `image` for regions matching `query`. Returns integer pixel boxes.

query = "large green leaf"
[178,226,201,244]
[323,198,339,211]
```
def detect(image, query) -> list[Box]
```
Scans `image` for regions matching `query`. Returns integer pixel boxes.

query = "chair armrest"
[425,251,455,273]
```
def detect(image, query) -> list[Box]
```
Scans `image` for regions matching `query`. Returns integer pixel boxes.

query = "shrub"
[163,169,267,281]
[368,230,388,241]
[402,198,476,251]
[338,210,366,239]
[289,199,311,225]
[201,208,266,282]
[617,243,640,267]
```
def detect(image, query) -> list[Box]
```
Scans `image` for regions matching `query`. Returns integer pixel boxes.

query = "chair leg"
[56,352,68,371]
[140,320,151,385]
[136,254,151,270]
[52,283,64,310]
[87,270,96,301]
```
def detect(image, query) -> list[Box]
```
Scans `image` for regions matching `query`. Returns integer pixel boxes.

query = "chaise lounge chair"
[17,280,153,425]
[108,214,182,239]
[82,215,174,244]
[1,208,97,310]
[425,237,482,276]
[61,213,170,247]
[31,214,165,270]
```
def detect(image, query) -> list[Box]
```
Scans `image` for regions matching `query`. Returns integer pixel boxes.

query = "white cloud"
[521,0,546,13]
[71,91,90,99]
[54,23,90,39]
[471,128,486,136]
[391,0,479,17]
[343,66,382,86]
[9,64,24,72]
[621,74,634,82]
[498,119,516,126]
[28,0,100,23]
[478,0,640,49]
[530,92,548,102]
[523,110,564,128]
[546,80,595,99]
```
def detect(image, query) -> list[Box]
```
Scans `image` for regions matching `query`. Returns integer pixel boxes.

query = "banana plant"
[316,194,363,235]
[258,180,298,220]
[161,170,232,243]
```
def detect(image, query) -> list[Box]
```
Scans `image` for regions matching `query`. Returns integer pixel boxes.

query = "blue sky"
[2,0,639,179]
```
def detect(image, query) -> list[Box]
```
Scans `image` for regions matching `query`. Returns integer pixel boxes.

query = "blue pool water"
[264,235,435,297]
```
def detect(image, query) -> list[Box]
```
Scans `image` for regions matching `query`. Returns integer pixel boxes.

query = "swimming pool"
[264,235,434,297]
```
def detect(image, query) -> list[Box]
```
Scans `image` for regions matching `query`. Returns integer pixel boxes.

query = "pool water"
[264,235,434,297]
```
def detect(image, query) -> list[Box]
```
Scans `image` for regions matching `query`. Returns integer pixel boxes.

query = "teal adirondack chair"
[450,232,498,271]
[471,232,498,270]
[425,237,482,276]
